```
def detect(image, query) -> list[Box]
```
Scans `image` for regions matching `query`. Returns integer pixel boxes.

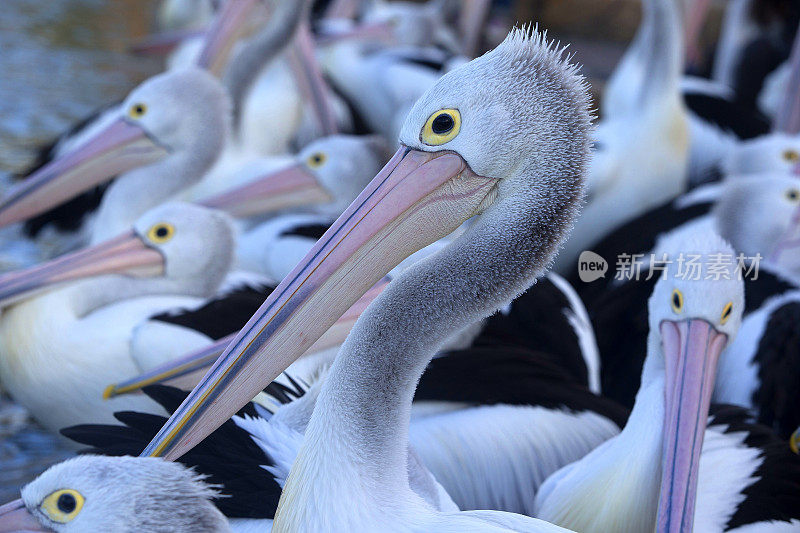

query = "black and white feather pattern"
[703,405,800,531]
[151,282,275,340]
[62,382,306,519]
[14,101,122,238]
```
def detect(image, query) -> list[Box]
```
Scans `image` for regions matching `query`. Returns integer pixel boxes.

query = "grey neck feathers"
[223,0,310,131]
[66,263,224,318]
[637,0,683,108]
[305,177,582,498]
[92,143,221,243]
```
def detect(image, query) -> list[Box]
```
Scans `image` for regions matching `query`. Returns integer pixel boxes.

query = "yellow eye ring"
[670,289,684,314]
[786,189,800,202]
[783,149,799,163]
[421,109,461,146]
[720,302,733,325]
[129,102,147,119]
[307,152,327,169]
[41,489,84,523]
[791,427,800,454]
[147,222,175,244]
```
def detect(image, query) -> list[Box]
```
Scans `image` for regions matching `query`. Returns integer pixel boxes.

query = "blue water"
[0,0,162,502]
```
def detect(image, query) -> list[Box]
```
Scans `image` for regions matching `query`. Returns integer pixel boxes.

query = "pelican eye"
[720,301,733,325]
[129,102,147,119]
[147,222,175,244]
[421,109,461,146]
[783,149,800,163]
[307,152,327,169]
[670,289,684,314]
[41,489,84,523]
[786,189,800,202]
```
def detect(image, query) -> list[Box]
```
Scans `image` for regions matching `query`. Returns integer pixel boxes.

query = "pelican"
[136,26,592,531]
[194,133,389,221]
[556,0,689,273]
[535,230,800,532]
[0,68,230,249]
[0,455,232,533]
[0,382,460,532]
[588,174,800,407]
[0,203,236,435]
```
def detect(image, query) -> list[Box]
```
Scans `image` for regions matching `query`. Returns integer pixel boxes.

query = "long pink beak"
[0,118,168,229]
[199,163,330,218]
[314,20,396,47]
[657,318,728,533]
[0,499,47,532]
[129,28,206,56]
[104,278,390,397]
[684,0,714,67]
[287,20,339,137]
[0,230,164,308]
[196,0,265,76]
[459,0,492,57]
[140,146,497,460]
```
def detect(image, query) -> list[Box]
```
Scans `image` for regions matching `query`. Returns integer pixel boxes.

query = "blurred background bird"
[0,0,798,531]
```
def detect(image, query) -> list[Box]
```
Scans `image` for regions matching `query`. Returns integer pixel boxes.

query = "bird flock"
[0,0,799,531]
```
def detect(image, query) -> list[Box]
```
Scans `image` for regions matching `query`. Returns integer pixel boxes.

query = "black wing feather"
[16,101,122,237]
[684,93,771,140]
[416,346,629,428]
[707,405,800,530]
[61,384,307,519]
[474,276,588,386]
[152,283,275,340]
[752,300,800,439]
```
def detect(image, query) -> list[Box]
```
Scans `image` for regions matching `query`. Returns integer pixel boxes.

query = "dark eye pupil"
[673,294,680,307]
[57,494,76,514]
[136,106,143,114]
[431,113,455,135]
[156,227,168,238]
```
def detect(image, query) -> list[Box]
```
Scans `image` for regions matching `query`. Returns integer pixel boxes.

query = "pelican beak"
[199,163,331,218]
[196,0,264,76]
[315,21,396,47]
[0,230,164,308]
[0,499,47,532]
[657,318,728,533]
[287,21,339,136]
[684,0,713,66]
[129,28,206,56]
[105,278,390,397]
[141,146,497,459]
[0,118,169,229]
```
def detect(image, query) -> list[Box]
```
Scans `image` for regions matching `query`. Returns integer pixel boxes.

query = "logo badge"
[578,251,608,282]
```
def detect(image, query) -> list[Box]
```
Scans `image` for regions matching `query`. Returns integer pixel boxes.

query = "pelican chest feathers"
[0,203,235,433]
[0,455,229,533]
[535,231,745,533]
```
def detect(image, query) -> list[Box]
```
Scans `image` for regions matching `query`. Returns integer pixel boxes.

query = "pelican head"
[0,202,234,309]
[0,68,230,229]
[201,134,390,218]
[0,455,228,532]
[714,173,800,274]
[141,26,593,460]
[721,133,800,176]
[643,230,744,532]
